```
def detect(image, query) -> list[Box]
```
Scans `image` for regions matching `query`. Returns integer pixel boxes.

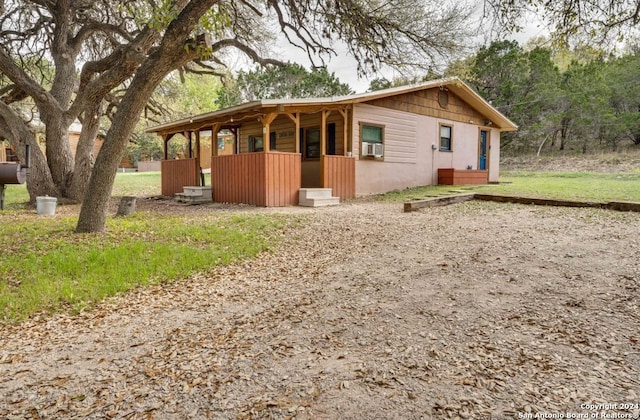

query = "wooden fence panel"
[265,152,301,206]
[212,152,301,207]
[161,158,198,196]
[322,155,356,200]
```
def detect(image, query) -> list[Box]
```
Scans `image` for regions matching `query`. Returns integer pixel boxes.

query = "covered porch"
[148,100,356,206]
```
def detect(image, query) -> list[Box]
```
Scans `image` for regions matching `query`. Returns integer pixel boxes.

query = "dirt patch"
[1,201,639,419]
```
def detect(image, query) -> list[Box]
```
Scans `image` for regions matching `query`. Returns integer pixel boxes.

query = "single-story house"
[146,77,517,206]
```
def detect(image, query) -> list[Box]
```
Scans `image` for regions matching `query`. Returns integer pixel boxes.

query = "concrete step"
[175,193,212,204]
[299,196,340,207]
[299,188,334,200]
[182,186,212,199]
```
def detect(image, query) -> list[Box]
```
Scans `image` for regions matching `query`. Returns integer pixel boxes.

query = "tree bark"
[67,102,103,201]
[0,102,58,201]
[76,0,218,233]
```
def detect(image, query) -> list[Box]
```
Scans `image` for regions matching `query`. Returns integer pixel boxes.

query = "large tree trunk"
[0,102,59,201]
[76,66,168,232]
[42,115,74,195]
[67,102,103,201]
[75,0,218,233]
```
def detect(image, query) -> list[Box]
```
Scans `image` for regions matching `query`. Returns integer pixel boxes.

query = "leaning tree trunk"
[66,102,103,201]
[75,0,218,233]
[75,64,168,232]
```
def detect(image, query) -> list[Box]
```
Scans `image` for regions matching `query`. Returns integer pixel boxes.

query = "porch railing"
[322,155,356,200]
[211,152,301,206]
[161,158,198,196]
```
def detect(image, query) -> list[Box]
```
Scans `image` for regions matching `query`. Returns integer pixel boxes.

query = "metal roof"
[146,77,518,134]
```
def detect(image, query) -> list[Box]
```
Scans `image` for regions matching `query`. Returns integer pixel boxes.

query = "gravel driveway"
[1,200,639,419]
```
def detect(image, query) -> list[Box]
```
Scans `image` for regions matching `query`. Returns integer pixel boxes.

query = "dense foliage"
[464,41,640,155]
[215,64,353,108]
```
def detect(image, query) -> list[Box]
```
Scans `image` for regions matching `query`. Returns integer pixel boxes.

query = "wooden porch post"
[195,130,201,186]
[320,110,329,187]
[163,133,175,160]
[163,134,169,160]
[211,123,221,157]
[184,131,193,158]
[285,113,300,154]
[195,130,201,159]
[321,110,329,156]
[228,127,238,154]
[339,108,349,155]
[261,113,277,152]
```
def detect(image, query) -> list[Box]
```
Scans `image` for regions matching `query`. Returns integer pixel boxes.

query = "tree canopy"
[216,64,353,108]
[486,0,640,46]
[460,40,640,154]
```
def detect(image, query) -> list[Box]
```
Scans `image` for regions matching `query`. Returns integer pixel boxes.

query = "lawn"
[0,171,286,323]
[380,171,640,203]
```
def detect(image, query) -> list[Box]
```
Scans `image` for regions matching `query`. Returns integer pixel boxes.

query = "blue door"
[479,130,488,170]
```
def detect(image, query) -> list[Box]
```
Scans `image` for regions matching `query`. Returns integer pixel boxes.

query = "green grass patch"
[2,171,167,209]
[0,212,288,323]
[379,171,640,203]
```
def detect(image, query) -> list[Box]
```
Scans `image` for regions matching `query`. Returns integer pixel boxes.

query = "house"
[146,77,517,206]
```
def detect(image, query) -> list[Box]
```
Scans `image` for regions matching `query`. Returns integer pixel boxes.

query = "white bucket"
[36,196,57,216]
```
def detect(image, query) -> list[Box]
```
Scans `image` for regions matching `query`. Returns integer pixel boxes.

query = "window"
[305,128,320,159]
[440,125,452,151]
[269,132,276,151]
[360,123,385,159]
[249,135,263,152]
[217,137,225,150]
[362,124,383,144]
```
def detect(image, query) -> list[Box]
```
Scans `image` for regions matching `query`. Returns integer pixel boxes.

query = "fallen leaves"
[1,202,639,418]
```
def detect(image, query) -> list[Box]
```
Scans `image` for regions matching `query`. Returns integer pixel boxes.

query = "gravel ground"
[1,199,639,419]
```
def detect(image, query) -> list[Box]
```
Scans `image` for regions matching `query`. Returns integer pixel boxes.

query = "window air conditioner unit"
[362,142,383,157]
[373,143,384,157]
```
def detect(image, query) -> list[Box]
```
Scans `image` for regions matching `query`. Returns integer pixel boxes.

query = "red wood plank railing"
[211,152,301,206]
[322,155,356,200]
[161,158,198,196]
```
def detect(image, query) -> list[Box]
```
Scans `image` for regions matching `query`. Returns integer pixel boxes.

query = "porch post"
[261,113,277,152]
[163,134,169,160]
[211,123,221,157]
[195,129,201,160]
[285,113,300,154]
[339,108,349,156]
[163,133,175,160]
[320,110,329,188]
[195,130,201,186]
[321,110,328,156]
[184,131,193,158]
[229,127,238,154]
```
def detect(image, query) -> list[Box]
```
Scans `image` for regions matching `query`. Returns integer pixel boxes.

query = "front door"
[479,130,489,170]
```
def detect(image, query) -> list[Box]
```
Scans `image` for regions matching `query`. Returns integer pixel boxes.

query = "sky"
[260,10,549,94]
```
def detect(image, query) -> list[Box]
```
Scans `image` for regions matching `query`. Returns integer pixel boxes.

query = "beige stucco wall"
[353,103,501,195]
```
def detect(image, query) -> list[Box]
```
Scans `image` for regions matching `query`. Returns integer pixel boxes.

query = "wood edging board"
[403,193,475,212]
[404,193,640,213]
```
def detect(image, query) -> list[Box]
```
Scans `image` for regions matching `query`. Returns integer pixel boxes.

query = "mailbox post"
[0,145,30,210]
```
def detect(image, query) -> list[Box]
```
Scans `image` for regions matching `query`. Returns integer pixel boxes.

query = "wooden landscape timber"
[404,192,640,212]
[403,193,475,212]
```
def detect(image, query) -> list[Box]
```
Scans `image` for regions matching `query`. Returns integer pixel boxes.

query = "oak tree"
[0,0,472,232]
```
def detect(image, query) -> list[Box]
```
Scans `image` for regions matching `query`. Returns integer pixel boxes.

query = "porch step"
[182,186,212,198]
[298,188,340,207]
[175,186,212,204]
